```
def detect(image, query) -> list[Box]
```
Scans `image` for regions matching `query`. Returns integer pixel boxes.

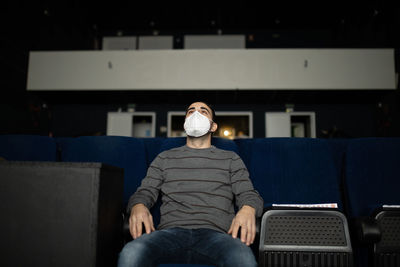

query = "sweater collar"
[182,145,216,152]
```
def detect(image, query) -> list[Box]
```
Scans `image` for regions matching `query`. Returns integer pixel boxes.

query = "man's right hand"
[129,203,155,239]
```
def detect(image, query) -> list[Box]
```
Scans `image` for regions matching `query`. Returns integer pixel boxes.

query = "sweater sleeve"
[126,154,164,213]
[230,153,264,217]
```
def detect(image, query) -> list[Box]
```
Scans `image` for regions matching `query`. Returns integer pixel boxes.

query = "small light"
[223,130,230,136]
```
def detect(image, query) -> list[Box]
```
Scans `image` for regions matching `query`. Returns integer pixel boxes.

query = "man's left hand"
[228,205,256,246]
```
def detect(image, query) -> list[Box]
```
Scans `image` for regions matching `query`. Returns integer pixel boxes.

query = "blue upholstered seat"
[345,138,400,267]
[247,138,343,208]
[57,136,148,206]
[0,134,57,161]
[345,138,400,217]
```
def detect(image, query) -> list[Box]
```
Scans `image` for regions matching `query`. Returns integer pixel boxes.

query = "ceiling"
[4,1,400,47]
[2,1,399,93]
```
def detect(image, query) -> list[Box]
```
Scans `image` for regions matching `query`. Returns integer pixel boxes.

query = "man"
[118,102,263,267]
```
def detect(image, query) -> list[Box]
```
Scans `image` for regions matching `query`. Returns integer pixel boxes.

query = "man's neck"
[186,134,212,149]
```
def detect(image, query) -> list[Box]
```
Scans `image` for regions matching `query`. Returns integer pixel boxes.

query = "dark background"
[1,1,399,138]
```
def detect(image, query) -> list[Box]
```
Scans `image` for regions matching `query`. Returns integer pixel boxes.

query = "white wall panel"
[27,49,396,90]
[102,36,137,50]
[184,35,245,49]
[138,36,173,50]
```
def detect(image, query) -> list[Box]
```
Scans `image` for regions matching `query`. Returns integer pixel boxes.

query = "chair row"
[1,135,399,267]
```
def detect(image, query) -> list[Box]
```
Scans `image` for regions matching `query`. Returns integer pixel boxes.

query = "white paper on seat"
[383,205,400,208]
[272,203,338,208]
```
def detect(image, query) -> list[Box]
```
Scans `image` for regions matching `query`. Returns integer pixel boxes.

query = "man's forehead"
[187,103,211,112]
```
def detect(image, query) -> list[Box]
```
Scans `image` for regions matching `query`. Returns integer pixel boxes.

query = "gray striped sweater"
[127,145,264,233]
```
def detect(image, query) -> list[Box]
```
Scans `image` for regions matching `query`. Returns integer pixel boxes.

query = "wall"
[8,89,396,138]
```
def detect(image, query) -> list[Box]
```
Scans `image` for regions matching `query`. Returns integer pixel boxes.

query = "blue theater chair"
[345,138,400,267]
[248,138,353,267]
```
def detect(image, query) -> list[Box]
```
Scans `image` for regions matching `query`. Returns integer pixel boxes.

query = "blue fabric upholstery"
[159,137,187,152]
[211,137,239,154]
[325,138,349,181]
[234,138,254,170]
[0,135,57,161]
[247,138,343,209]
[345,138,400,218]
[141,137,165,166]
[57,136,148,205]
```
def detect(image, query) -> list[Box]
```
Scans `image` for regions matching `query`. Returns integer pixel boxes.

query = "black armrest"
[249,208,268,258]
[354,217,381,244]
[256,215,261,235]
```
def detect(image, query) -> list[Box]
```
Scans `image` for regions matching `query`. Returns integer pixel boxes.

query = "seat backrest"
[345,138,400,218]
[325,138,349,180]
[158,137,187,153]
[0,134,57,161]
[234,138,254,170]
[141,137,165,166]
[247,138,343,209]
[57,136,148,206]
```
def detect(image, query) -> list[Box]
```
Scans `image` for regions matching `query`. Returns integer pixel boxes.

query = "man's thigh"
[192,229,258,267]
[118,228,190,266]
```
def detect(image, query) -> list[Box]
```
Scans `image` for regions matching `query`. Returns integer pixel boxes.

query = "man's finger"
[142,216,152,234]
[136,219,143,238]
[129,217,137,239]
[240,224,247,244]
[149,214,156,232]
[231,220,240,239]
[227,221,234,235]
[246,221,253,246]
[249,220,256,244]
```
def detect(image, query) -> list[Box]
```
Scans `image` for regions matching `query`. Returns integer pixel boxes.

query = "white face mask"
[184,111,212,137]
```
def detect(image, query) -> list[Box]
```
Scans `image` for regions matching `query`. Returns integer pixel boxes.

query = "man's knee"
[118,240,155,267]
[219,239,257,267]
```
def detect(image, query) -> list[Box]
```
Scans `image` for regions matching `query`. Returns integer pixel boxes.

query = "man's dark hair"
[185,102,216,122]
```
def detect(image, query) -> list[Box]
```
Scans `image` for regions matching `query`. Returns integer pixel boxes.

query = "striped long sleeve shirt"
[127,145,264,233]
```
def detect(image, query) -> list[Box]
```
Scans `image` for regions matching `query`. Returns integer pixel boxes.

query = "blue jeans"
[118,227,258,267]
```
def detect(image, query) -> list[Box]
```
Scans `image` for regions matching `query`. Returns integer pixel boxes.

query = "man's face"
[185,102,213,122]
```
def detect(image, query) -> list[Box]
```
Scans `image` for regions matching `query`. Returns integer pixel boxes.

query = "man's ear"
[210,122,218,133]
